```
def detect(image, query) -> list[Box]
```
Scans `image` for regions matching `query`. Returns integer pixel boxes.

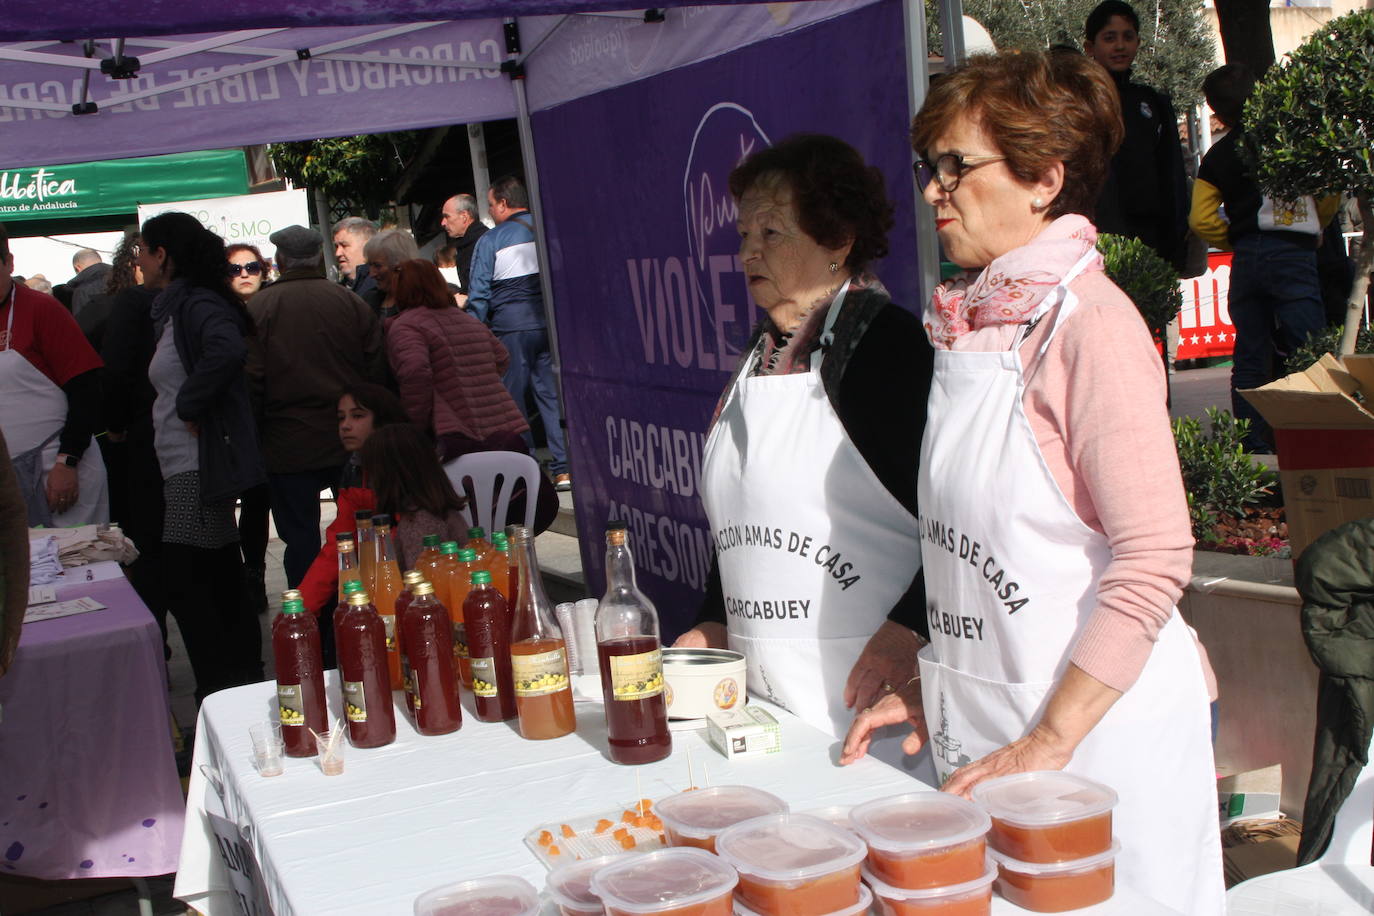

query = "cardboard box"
[706,704,781,758]
[1217,764,1283,827]
[1240,354,1374,559]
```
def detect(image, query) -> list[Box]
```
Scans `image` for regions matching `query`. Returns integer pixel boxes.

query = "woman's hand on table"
[839,679,928,765]
[845,620,923,713]
[940,727,1074,798]
[672,621,728,649]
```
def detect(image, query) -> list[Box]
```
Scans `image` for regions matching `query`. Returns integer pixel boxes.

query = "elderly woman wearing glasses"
[226,244,270,304]
[842,52,1223,914]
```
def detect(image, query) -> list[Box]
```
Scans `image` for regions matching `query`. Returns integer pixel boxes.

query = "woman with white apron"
[675,136,932,770]
[0,270,109,529]
[845,52,1224,913]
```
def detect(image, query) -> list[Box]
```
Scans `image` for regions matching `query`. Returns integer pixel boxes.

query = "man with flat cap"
[246,225,386,587]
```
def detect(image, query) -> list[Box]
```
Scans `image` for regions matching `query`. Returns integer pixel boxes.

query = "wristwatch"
[56,453,78,468]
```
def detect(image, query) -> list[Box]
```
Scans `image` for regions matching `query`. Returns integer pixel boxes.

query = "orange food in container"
[849,793,990,890]
[863,863,996,916]
[411,875,540,916]
[545,853,627,916]
[989,840,1119,912]
[734,882,872,916]
[714,813,868,916]
[589,847,738,916]
[970,771,1117,864]
[654,785,788,854]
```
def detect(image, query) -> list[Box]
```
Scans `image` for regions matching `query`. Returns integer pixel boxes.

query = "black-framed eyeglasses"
[228,262,264,277]
[915,153,1007,193]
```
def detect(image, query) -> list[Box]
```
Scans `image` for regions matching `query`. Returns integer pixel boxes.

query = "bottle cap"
[607,520,628,530]
[471,570,493,586]
[354,509,373,523]
[347,591,372,607]
[606,524,627,546]
[281,589,302,602]
[440,540,461,555]
[336,531,356,544]
[457,548,477,562]
[372,513,392,527]
[422,534,440,547]
[342,579,364,594]
[413,581,436,596]
[402,570,424,586]
[467,527,486,539]
[282,599,306,615]
[491,532,508,548]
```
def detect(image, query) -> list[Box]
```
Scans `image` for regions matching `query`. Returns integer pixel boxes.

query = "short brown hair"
[912,51,1123,220]
[728,134,893,274]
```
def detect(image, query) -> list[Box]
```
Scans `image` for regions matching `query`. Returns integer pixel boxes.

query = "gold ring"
[881,680,895,693]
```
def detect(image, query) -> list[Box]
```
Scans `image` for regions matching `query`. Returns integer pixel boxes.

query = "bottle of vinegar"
[337,589,396,748]
[273,598,327,757]
[509,526,576,740]
[401,581,462,736]
[371,514,405,691]
[597,522,671,764]
[397,570,425,715]
[464,570,516,721]
[488,531,512,602]
[451,548,479,688]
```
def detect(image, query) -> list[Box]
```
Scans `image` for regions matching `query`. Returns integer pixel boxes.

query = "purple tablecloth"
[0,567,185,879]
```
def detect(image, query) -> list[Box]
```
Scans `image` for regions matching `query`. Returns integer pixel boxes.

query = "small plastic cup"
[971,771,1117,863]
[313,729,346,776]
[545,852,627,916]
[249,722,284,777]
[850,793,990,890]
[654,785,788,853]
[412,875,540,916]
[863,863,997,915]
[989,840,1120,912]
[715,813,868,915]
[735,882,873,916]
[589,847,737,916]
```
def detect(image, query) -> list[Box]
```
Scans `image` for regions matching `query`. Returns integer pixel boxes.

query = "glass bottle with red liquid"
[450,548,479,688]
[464,569,516,721]
[396,570,425,716]
[596,522,671,764]
[336,588,396,748]
[400,580,462,735]
[332,534,363,666]
[509,526,576,740]
[273,598,328,757]
[371,514,405,690]
[488,531,512,602]
[334,579,365,665]
[502,526,520,604]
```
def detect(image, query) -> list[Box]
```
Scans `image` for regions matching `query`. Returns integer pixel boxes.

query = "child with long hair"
[359,424,469,568]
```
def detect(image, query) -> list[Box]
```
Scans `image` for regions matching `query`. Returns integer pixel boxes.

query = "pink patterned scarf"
[924,215,1102,350]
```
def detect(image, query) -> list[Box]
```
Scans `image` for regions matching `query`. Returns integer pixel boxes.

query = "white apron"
[701,284,926,767]
[0,288,109,527]
[917,251,1224,915]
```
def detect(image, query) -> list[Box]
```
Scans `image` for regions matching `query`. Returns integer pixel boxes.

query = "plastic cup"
[989,840,1120,912]
[849,792,990,889]
[249,722,284,777]
[313,729,346,776]
[714,813,868,915]
[863,863,997,915]
[654,785,788,853]
[589,847,737,916]
[970,771,1117,864]
[413,875,540,916]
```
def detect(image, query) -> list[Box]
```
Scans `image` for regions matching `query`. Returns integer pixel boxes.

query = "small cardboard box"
[1240,354,1374,559]
[706,704,781,758]
[1217,764,1283,827]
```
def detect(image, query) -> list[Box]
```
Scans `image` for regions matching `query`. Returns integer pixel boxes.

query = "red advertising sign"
[1176,251,1236,360]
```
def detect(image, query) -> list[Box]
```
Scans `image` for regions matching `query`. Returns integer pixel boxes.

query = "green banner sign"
[0,149,249,222]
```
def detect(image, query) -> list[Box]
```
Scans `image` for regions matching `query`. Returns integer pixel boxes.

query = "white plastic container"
[590,847,738,916]
[715,813,867,916]
[654,785,788,853]
[545,853,625,916]
[970,771,1117,864]
[849,792,990,890]
[989,840,1121,912]
[412,875,540,916]
[661,647,746,719]
[863,863,997,915]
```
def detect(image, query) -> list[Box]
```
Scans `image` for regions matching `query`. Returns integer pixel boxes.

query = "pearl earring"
[1031,197,1044,211]
[828,262,839,273]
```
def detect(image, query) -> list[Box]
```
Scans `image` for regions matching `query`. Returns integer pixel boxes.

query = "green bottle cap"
[471,570,493,586]
[491,532,508,549]
[457,548,477,563]
[440,540,461,555]
[342,579,364,594]
[467,527,486,539]
[282,599,306,615]
[422,534,440,547]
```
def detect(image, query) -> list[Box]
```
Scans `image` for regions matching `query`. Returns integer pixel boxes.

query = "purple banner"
[534,0,919,638]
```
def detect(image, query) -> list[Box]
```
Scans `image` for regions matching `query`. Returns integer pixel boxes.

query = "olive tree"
[1245,10,1374,355]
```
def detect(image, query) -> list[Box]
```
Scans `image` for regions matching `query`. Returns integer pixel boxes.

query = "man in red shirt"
[0,223,108,526]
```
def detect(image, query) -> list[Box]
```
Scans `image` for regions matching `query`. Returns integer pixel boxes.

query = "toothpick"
[703,760,711,787]
[686,745,695,790]
[636,770,644,816]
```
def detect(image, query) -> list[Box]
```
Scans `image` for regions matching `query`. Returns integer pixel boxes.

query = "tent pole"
[936,0,966,69]
[904,0,940,311]
[468,123,492,224]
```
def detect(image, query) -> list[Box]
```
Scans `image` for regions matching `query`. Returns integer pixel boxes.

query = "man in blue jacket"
[467,176,569,490]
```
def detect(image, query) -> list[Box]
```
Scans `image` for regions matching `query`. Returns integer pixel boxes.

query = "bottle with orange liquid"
[332,533,363,666]
[508,526,576,740]
[371,514,405,690]
[437,540,462,608]
[450,549,479,688]
[488,531,512,602]
[416,534,445,594]
[466,526,492,570]
[354,511,377,596]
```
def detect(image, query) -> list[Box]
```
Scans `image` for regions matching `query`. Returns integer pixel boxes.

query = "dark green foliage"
[1284,325,1374,375]
[269,132,424,217]
[1173,408,1276,541]
[1098,232,1182,342]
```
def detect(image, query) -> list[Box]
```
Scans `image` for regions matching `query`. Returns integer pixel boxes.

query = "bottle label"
[452,622,469,660]
[401,654,415,706]
[512,648,570,697]
[382,614,397,652]
[471,656,498,697]
[343,680,367,722]
[410,670,423,710]
[609,648,665,701]
[276,683,305,727]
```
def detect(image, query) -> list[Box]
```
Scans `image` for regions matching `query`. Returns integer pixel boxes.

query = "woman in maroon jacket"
[386,259,557,532]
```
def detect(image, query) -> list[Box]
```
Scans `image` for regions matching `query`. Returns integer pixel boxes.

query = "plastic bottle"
[400,581,462,736]
[396,570,425,715]
[464,569,516,721]
[488,531,512,602]
[466,526,492,571]
[354,511,376,597]
[597,522,671,764]
[416,534,445,598]
[509,526,576,740]
[437,540,462,612]
[272,598,327,757]
[336,588,396,748]
[450,548,479,688]
[371,514,405,690]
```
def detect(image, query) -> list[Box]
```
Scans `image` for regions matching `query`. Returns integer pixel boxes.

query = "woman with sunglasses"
[226,244,270,304]
[843,52,1222,914]
[226,243,272,614]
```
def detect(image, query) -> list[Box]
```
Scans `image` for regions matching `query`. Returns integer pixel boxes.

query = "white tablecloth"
[174,676,1181,915]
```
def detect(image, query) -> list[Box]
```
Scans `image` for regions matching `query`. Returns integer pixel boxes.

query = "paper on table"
[28,585,57,606]
[23,596,107,624]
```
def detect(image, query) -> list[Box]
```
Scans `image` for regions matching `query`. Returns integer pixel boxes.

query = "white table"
[174,676,1180,915]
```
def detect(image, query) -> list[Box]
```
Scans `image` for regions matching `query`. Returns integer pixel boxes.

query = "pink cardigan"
[952,270,1216,698]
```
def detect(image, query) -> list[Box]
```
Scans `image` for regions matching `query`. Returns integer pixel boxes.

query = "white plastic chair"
[1226,733,1374,914]
[442,450,540,537]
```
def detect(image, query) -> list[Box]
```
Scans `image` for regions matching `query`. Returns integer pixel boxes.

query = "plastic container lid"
[545,853,627,909]
[971,771,1118,828]
[588,848,738,913]
[715,813,867,883]
[862,862,998,903]
[803,805,856,834]
[850,792,990,855]
[412,875,540,916]
[735,882,872,916]
[654,786,788,839]
[989,839,1122,875]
